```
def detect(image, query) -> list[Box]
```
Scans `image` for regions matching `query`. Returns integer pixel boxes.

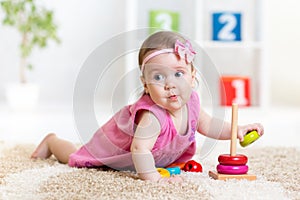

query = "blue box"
[212,12,242,41]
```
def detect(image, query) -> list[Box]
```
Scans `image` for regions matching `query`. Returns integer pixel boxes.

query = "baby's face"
[142,53,195,113]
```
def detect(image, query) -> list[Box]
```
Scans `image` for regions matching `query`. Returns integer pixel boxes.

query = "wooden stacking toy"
[209,104,256,181]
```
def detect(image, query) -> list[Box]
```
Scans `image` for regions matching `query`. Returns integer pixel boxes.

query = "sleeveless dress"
[68,91,200,171]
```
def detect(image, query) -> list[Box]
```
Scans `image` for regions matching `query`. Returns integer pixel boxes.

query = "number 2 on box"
[155,13,172,30]
[213,12,241,41]
[218,13,237,40]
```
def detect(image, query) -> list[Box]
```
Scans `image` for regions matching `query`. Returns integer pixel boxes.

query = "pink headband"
[140,40,196,74]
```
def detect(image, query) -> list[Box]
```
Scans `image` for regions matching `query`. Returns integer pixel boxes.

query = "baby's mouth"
[168,94,178,101]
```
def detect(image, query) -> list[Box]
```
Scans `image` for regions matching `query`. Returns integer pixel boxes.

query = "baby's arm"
[131,110,162,181]
[131,111,184,183]
[197,108,264,141]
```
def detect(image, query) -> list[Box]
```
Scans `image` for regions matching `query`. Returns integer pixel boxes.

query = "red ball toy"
[183,160,202,172]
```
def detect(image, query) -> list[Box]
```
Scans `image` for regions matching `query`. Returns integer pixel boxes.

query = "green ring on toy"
[218,154,248,166]
[240,130,260,147]
[157,168,170,178]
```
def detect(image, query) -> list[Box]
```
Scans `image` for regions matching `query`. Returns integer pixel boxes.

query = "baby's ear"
[140,76,148,93]
[140,76,145,85]
[191,67,197,88]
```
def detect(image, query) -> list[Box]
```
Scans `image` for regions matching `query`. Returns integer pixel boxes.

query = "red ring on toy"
[217,164,248,174]
[218,154,248,166]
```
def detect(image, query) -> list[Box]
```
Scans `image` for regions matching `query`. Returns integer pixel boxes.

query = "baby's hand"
[238,123,264,142]
[158,175,185,183]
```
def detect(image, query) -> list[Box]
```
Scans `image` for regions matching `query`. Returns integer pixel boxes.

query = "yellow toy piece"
[157,168,170,178]
[240,130,260,147]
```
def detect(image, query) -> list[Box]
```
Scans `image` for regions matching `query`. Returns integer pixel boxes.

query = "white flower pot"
[6,83,39,111]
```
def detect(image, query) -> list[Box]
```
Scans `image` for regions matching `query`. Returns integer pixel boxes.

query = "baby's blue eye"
[175,71,184,77]
[154,74,164,81]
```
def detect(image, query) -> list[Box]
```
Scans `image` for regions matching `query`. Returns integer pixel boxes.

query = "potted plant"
[0,0,60,111]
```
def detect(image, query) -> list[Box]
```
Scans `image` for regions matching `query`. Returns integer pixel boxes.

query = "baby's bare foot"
[31,133,56,159]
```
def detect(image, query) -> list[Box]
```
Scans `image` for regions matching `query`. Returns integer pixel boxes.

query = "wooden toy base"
[209,171,256,181]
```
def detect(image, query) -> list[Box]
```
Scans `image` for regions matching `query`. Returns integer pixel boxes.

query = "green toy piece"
[240,130,260,147]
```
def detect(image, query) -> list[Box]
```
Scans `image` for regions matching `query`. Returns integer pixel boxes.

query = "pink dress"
[68,91,200,171]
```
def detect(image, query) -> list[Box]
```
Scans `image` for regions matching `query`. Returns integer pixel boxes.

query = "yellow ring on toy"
[240,130,260,147]
[157,168,170,178]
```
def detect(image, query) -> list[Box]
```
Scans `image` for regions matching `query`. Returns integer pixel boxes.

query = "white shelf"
[127,0,268,108]
[198,41,263,49]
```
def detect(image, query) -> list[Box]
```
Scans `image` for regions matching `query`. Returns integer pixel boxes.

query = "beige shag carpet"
[0,142,299,200]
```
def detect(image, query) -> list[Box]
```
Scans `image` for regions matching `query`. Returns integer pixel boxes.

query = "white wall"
[0,0,127,105]
[1,0,300,107]
[267,0,300,106]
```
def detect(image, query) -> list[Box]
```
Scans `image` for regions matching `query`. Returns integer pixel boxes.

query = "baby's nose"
[164,77,176,90]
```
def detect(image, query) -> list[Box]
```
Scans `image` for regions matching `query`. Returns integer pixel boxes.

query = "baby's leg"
[31,133,77,164]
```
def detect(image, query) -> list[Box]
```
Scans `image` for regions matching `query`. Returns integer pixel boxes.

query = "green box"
[149,10,180,33]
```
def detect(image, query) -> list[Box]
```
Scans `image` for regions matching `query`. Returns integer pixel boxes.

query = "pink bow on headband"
[174,40,196,63]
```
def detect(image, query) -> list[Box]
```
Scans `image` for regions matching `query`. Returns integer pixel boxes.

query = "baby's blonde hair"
[138,31,187,68]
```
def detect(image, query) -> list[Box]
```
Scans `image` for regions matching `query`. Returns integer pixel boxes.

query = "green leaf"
[0,0,61,75]
[27,63,33,71]
[3,17,15,25]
